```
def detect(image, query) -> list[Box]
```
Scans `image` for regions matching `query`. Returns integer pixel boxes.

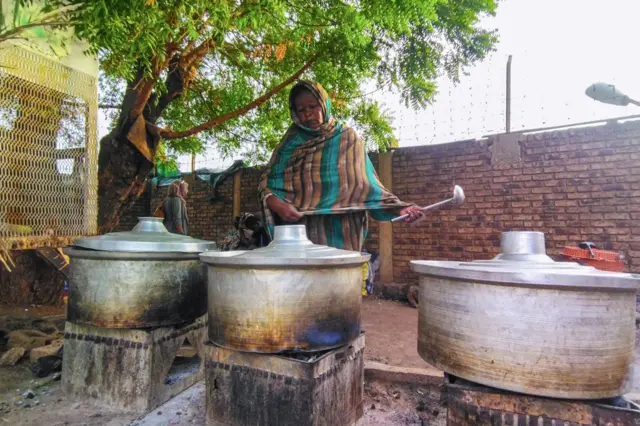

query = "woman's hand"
[267,196,304,222]
[398,206,425,223]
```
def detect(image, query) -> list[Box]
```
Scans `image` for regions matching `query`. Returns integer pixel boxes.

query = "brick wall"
[151,177,235,243]
[132,120,640,284]
[389,120,640,282]
[239,167,265,217]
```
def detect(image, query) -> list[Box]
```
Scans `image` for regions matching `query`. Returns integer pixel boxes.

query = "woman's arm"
[349,129,424,223]
[266,194,303,222]
[369,206,424,223]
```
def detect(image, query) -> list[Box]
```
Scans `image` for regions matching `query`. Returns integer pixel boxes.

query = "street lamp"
[585,82,640,107]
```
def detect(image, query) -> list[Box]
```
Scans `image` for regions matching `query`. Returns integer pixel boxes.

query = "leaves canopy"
[0,0,75,57]
[52,0,497,164]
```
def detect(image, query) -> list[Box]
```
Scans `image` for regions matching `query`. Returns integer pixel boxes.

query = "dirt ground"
[0,298,441,426]
[362,297,427,369]
[4,298,637,425]
[0,371,445,426]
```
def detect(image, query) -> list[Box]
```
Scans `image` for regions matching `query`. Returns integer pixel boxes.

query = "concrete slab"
[365,361,443,386]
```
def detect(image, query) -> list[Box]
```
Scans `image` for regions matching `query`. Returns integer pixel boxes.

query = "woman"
[163,180,189,235]
[258,80,423,252]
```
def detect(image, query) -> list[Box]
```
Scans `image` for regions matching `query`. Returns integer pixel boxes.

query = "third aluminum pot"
[200,225,369,353]
[411,231,640,399]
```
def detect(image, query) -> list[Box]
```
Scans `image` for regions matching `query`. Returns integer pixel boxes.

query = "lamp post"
[585,82,640,107]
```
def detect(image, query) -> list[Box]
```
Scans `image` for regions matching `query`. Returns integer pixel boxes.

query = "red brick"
[555,200,579,207]
[567,192,591,200]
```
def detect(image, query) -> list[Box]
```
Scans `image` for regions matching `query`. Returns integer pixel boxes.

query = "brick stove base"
[61,315,207,413]
[445,375,640,425]
[204,333,365,426]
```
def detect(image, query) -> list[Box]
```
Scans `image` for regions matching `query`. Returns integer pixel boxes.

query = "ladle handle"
[391,197,455,223]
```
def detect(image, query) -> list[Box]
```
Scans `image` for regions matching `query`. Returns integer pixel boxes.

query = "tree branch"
[181,12,212,54]
[0,20,71,42]
[99,103,121,109]
[128,46,175,120]
[151,55,186,121]
[219,49,268,90]
[162,55,317,140]
[182,38,216,69]
[128,78,155,120]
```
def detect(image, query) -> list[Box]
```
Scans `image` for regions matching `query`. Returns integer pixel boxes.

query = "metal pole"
[506,55,512,133]
[629,98,640,107]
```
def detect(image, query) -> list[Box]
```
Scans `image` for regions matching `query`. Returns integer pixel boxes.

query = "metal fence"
[0,44,98,251]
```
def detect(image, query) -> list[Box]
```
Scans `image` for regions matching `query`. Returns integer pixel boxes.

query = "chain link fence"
[0,44,98,252]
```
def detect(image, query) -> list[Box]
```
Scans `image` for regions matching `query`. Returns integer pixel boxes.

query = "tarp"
[151,160,247,201]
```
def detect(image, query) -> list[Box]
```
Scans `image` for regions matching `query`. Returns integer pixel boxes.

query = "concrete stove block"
[61,315,207,413]
[205,333,365,426]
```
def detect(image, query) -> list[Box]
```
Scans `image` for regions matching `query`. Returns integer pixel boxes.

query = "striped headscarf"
[258,81,410,240]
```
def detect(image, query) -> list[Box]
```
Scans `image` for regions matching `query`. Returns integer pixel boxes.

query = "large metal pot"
[200,225,369,353]
[411,231,640,400]
[65,217,216,328]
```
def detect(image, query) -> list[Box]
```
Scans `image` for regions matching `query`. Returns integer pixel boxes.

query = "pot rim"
[411,260,640,291]
[199,250,370,267]
[64,247,201,261]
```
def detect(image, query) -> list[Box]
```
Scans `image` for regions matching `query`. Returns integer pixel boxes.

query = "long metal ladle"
[391,185,465,223]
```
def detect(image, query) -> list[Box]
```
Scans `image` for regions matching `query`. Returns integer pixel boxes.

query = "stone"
[22,390,35,399]
[176,346,197,358]
[373,281,411,302]
[29,340,63,362]
[0,347,26,366]
[51,372,62,381]
[31,355,62,378]
[31,320,59,335]
[8,330,58,351]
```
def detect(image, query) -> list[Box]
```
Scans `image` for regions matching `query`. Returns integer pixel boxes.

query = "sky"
[384,0,640,146]
[99,0,640,171]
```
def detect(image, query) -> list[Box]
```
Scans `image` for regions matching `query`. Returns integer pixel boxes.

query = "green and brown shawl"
[258,81,411,251]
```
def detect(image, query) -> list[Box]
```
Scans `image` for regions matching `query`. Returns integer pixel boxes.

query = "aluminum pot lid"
[410,231,640,290]
[199,225,369,267]
[73,217,217,253]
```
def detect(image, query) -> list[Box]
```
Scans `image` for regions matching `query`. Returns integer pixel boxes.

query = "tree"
[0,0,75,55]
[50,0,497,232]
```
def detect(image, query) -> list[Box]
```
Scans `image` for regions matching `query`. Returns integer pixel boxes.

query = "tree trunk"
[97,77,159,233]
[97,130,155,233]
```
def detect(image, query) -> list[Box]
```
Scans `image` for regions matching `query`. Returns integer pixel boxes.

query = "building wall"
[387,121,640,282]
[123,120,640,285]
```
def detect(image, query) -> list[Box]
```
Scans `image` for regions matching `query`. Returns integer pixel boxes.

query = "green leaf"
[51,0,497,163]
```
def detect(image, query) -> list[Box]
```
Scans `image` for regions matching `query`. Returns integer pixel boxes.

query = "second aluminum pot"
[200,225,369,353]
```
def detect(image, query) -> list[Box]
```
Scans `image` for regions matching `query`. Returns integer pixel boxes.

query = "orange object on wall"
[561,243,625,272]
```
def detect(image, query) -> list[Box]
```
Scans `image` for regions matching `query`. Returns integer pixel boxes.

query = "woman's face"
[294,90,324,129]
